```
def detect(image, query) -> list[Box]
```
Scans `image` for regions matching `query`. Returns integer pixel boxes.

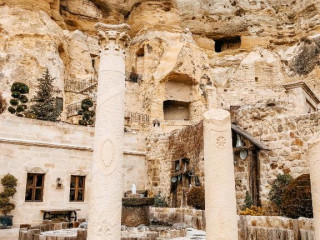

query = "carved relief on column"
[87,23,130,240]
[95,23,130,53]
[203,109,238,240]
[309,139,320,240]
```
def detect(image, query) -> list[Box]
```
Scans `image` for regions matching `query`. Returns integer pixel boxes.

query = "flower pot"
[0,215,13,229]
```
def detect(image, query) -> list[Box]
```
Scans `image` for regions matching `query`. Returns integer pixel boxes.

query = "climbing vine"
[269,173,293,214]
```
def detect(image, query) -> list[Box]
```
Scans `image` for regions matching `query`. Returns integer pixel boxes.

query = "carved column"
[309,139,320,240]
[203,109,238,240]
[87,23,130,240]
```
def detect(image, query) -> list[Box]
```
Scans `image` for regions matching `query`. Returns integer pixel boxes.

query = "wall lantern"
[240,150,248,160]
[236,134,245,148]
[56,177,63,189]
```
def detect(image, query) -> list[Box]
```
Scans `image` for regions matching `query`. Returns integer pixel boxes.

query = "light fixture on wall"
[240,150,248,160]
[171,176,177,183]
[56,177,63,189]
[236,134,245,148]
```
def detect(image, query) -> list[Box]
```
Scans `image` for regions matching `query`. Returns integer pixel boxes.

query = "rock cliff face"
[1,0,320,211]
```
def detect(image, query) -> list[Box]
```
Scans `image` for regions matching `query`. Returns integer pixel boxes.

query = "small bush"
[154,191,168,207]
[16,105,25,112]
[0,93,6,114]
[82,98,93,107]
[10,99,18,106]
[0,174,17,215]
[11,92,20,98]
[78,98,95,126]
[11,82,29,94]
[239,206,264,216]
[8,82,29,117]
[269,173,293,213]
[243,191,253,210]
[187,186,205,210]
[19,95,28,103]
[282,174,313,219]
[8,107,16,114]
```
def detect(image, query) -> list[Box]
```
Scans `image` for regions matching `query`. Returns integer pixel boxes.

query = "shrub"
[7,107,16,114]
[239,206,264,216]
[0,93,6,114]
[19,95,28,103]
[9,99,18,106]
[243,191,253,210]
[269,173,293,213]
[11,92,20,98]
[0,174,17,215]
[154,191,168,207]
[78,98,95,126]
[187,186,205,210]
[8,82,29,117]
[282,174,313,219]
[11,82,29,94]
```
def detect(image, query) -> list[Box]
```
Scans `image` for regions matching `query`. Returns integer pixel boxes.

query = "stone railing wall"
[65,78,97,94]
[149,207,315,240]
[239,216,314,240]
[17,210,315,240]
[149,207,205,230]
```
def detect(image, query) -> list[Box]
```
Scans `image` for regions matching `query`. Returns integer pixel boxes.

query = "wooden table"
[41,209,81,222]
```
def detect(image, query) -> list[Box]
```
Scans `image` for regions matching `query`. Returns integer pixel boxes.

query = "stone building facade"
[0,0,320,227]
[0,115,146,225]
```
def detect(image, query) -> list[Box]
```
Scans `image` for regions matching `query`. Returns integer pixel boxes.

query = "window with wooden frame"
[25,173,45,202]
[70,176,85,202]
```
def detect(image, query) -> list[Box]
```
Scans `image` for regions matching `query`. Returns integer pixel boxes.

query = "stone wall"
[150,207,205,230]
[239,216,315,240]
[149,208,315,240]
[0,115,147,226]
[0,228,20,240]
[146,121,263,209]
[146,122,203,205]
[233,106,320,212]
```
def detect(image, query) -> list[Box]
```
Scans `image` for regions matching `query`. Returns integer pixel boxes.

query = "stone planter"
[0,215,13,229]
[122,198,154,227]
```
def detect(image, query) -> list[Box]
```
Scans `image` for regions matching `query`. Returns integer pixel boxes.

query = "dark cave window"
[163,100,190,121]
[214,36,241,53]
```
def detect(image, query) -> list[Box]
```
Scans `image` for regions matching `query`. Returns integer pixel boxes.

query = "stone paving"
[171,228,206,240]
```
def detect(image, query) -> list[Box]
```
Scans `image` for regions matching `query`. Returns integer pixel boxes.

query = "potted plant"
[0,174,17,229]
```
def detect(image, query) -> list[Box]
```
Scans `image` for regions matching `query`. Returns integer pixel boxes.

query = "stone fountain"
[121,184,155,227]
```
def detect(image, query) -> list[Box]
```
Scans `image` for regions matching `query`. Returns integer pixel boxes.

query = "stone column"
[206,86,218,110]
[203,109,238,240]
[87,23,130,240]
[309,139,320,240]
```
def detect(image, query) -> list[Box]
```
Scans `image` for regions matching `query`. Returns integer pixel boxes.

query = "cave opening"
[214,36,241,53]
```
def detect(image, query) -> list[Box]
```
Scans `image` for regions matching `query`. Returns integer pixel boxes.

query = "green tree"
[243,191,253,210]
[30,69,60,121]
[269,173,293,214]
